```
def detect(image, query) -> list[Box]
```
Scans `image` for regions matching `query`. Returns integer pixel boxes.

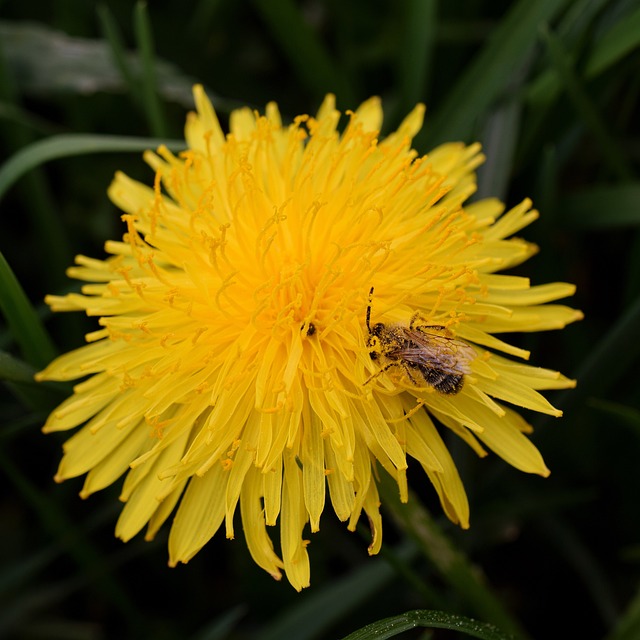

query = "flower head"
[38,86,582,590]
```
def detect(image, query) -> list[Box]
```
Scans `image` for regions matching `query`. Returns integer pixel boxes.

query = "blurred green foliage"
[0,1,639,638]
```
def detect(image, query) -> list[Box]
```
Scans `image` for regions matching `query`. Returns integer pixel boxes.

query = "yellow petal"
[168,462,227,565]
[240,466,284,580]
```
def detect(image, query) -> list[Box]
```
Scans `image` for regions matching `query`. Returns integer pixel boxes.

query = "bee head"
[372,322,386,337]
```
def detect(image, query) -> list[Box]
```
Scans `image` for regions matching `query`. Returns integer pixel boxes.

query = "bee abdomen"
[419,366,464,395]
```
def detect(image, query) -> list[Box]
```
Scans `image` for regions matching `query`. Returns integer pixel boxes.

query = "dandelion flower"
[38,86,582,590]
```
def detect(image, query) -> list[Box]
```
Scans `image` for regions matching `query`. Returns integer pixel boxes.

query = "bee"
[365,287,475,394]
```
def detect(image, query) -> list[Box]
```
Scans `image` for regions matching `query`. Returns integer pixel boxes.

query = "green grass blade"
[476,97,522,201]
[191,604,247,640]
[525,0,611,105]
[0,251,56,368]
[542,26,633,181]
[340,609,515,640]
[588,399,640,440]
[97,3,144,107]
[606,581,640,640]
[560,183,640,228]
[0,349,38,384]
[134,1,168,137]
[252,0,353,104]
[419,0,569,148]
[529,3,640,105]
[0,350,64,415]
[377,472,530,640]
[0,133,184,204]
[396,0,437,116]
[585,4,640,77]
[0,544,58,596]
[534,145,559,231]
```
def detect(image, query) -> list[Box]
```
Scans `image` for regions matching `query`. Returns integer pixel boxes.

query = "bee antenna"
[366,287,374,332]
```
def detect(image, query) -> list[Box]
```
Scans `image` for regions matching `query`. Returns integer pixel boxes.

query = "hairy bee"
[365,287,474,394]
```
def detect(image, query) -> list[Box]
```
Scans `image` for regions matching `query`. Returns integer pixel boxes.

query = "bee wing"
[396,329,475,375]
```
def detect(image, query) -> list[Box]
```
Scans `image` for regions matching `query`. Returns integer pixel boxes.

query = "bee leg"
[409,312,444,333]
[402,362,421,386]
[363,361,395,385]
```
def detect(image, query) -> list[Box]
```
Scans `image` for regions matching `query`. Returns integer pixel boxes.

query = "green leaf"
[0,133,184,204]
[560,183,640,228]
[339,609,515,640]
[0,251,56,369]
[419,0,569,147]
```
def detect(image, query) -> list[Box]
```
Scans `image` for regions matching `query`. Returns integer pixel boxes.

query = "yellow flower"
[37,86,582,591]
